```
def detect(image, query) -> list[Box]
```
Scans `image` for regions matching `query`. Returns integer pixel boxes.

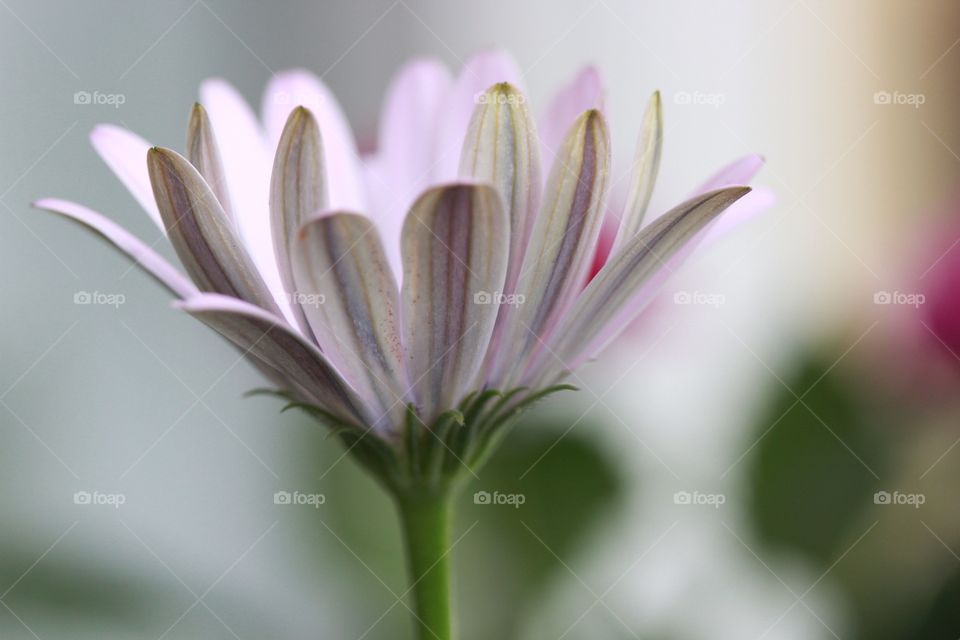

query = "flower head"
[36,51,765,486]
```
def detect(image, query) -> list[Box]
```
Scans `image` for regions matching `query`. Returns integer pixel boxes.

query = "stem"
[397,488,456,640]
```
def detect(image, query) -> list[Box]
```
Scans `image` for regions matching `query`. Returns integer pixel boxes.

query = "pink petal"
[368,58,452,277]
[262,70,366,212]
[539,65,604,164]
[694,153,765,193]
[199,78,282,304]
[33,198,197,299]
[89,125,163,232]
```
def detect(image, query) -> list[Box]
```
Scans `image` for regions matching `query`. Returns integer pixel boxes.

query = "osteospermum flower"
[36,51,767,639]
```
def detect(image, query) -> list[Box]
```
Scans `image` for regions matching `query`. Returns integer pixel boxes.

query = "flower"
[35,51,765,485]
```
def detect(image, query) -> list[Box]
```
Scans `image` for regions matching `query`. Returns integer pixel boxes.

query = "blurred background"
[1,1,959,638]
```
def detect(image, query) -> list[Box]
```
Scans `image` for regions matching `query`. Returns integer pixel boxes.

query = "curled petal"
[293,212,408,427]
[186,103,233,222]
[610,91,663,254]
[401,183,509,419]
[33,198,197,299]
[270,107,327,334]
[263,70,365,211]
[434,50,522,182]
[459,82,542,294]
[199,79,282,305]
[531,187,752,383]
[148,147,280,315]
[176,294,368,425]
[494,109,610,383]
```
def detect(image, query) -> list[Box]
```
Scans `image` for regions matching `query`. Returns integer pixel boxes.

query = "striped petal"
[147,147,281,315]
[368,58,453,278]
[401,184,508,419]
[198,79,287,319]
[262,70,365,211]
[494,110,610,383]
[32,198,197,299]
[176,294,368,425]
[186,103,233,223]
[434,50,523,182]
[531,187,752,383]
[90,125,163,232]
[459,82,541,294]
[270,107,326,334]
[292,212,408,428]
[610,91,663,254]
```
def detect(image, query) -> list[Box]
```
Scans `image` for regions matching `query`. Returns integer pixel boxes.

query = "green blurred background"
[1,1,959,638]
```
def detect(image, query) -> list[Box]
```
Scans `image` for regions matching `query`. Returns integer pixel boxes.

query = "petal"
[539,65,604,163]
[89,125,164,232]
[459,82,542,294]
[433,50,523,182]
[531,187,752,383]
[176,293,368,425]
[701,186,776,244]
[292,212,408,428]
[610,91,663,254]
[401,183,509,419]
[262,70,366,211]
[32,198,197,299]
[270,107,327,334]
[186,103,233,223]
[198,79,281,302]
[147,147,281,315]
[493,110,610,384]
[694,154,765,193]
[369,58,452,277]
[377,57,452,186]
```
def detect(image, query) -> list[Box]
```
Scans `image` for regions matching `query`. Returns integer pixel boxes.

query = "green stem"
[397,488,456,640]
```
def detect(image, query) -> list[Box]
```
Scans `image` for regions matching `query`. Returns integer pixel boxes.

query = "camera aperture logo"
[473,490,525,509]
[74,290,126,308]
[473,290,525,308]
[673,490,725,509]
[874,490,925,509]
[274,490,326,508]
[73,490,126,509]
[73,90,126,109]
